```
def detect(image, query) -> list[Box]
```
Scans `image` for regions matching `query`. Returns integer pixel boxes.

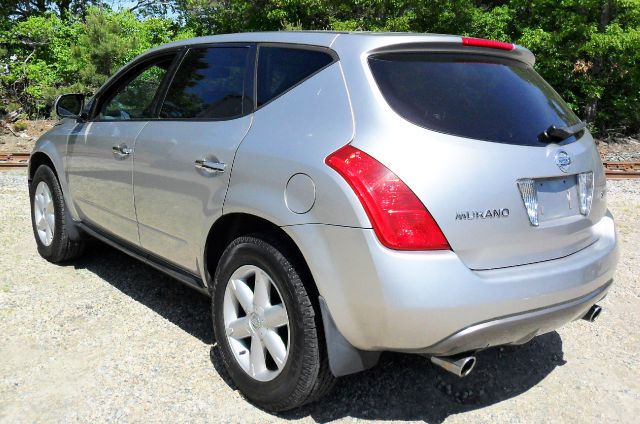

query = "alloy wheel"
[223,265,290,382]
[33,181,55,246]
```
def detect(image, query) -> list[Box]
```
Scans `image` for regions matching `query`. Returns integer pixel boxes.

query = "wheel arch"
[203,213,318,299]
[29,150,84,241]
[28,138,78,218]
[203,212,379,377]
[28,151,57,182]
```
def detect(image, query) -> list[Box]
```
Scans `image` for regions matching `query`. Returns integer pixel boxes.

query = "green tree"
[1,0,639,134]
[0,12,83,114]
[1,0,100,20]
[0,6,189,115]
[511,0,640,133]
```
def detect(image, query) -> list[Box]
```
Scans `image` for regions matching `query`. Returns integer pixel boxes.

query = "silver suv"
[29,32,619,411]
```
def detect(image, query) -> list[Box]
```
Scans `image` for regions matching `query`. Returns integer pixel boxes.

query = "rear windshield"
[368,53,581,146]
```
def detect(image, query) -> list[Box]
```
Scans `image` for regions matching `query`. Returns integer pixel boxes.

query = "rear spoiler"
[367,36,535,67]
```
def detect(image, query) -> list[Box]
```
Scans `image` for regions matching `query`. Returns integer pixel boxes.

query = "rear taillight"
[325,145,450,250]
[462,37,515,51]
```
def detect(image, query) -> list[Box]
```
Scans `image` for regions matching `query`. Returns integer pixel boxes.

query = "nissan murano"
[29,32,618,411]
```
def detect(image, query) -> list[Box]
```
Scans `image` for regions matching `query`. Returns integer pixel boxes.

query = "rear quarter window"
[257,47,334,107]
[368,53,581,147]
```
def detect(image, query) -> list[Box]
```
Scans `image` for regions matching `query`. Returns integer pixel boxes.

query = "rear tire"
[30,165,85,263]
[211,234,335,411]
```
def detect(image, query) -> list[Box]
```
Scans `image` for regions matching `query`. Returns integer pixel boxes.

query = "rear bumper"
[283,211,618,352]
[417,280,611,356]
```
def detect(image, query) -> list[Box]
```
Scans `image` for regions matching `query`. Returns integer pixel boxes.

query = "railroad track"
[603,161,640,179]
[1,152,639,178]
[0,152,30,169]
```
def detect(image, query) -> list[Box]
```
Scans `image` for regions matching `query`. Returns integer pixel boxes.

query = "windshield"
[368,53,582,146]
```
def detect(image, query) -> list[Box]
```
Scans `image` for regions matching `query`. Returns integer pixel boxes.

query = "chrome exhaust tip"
[582,304,602,322]
[430,355,476,377]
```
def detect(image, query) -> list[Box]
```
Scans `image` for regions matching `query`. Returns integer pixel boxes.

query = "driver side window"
[97,55,174,121]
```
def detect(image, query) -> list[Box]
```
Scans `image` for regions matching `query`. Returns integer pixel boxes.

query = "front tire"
[212,235,335,411]
[29,165,85,263]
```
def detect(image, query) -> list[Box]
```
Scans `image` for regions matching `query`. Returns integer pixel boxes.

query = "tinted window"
[369,53,581,146]
[257,47,333,106]
[98,57,174,120]
[160,47,249,119]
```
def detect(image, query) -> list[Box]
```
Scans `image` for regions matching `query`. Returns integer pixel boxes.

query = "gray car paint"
[134,117,253,273]
[31,32,618,368]
[66,120,144,246]
[222,61,363,228]
[282,213,616,351]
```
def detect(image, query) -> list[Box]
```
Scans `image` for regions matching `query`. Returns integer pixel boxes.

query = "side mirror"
[54,93,86,120]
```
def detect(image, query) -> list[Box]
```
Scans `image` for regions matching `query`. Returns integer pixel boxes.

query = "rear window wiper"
[540,121,587,142]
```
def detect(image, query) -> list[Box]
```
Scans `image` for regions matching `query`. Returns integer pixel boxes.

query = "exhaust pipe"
[582,304,602,322]
[430,355,476,377]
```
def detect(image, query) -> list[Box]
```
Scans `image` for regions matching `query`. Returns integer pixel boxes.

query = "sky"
[108,0,178,18]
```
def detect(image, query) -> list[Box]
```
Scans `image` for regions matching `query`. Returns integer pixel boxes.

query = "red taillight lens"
[325,145,450,251]
[462,37,515,51]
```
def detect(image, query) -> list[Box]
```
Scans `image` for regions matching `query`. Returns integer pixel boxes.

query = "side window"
[160,47,249,119]
[97,56,174,120]
[257,47,334,107]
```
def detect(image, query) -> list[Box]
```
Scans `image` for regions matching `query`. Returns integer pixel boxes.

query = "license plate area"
[517,172,593,227]
[536,176,579,222]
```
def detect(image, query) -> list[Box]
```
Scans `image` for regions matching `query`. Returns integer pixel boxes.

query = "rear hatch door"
[360,49,606,270]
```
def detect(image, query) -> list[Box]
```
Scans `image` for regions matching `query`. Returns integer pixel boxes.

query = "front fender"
[30,119,82,221]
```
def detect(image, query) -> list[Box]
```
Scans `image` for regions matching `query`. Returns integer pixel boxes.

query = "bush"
[0,7,187,118]
[1,1,639,136]
[13,120,28,132]
[1,101,21,114]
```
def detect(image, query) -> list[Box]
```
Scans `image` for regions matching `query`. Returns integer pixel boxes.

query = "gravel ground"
[597,138,640,162]
[1,170,639,423]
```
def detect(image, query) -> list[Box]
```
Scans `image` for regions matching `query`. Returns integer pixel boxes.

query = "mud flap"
[319,296,380,377]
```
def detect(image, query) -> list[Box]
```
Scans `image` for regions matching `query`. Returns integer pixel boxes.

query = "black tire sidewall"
[212,236,319,408]
[30,165,66,261]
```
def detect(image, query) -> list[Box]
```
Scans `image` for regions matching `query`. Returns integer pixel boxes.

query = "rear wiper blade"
[540,121,587,141]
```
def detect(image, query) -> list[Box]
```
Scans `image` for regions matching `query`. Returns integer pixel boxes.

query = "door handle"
[112,143,133,159]
[195,158,226,174]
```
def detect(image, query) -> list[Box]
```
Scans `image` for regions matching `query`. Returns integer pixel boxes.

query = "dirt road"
[1,170,638,423]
